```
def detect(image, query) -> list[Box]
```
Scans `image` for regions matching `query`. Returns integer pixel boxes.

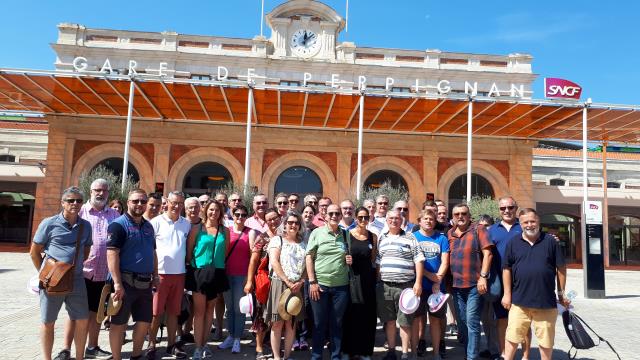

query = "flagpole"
[345,0,349,33]
[260,0,265,37]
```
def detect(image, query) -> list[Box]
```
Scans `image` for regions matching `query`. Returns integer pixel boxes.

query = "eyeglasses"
[286,220,300,226]
[130,199,148,205]
[396,207,409,212]
[255,201,268,205]
[357,216,369,221]
[199,201,207,205]
[277,201,288,205]
[168,200,182,207]
[234,212,248,218]
[452,212,468,217]
[499,206,517,211]
[377,202,389,205]
[230,198,241,202]
[63,198,83,204]
[327,211,341,217]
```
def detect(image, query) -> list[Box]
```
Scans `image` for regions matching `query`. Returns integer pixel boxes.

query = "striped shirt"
[377,230,425,283]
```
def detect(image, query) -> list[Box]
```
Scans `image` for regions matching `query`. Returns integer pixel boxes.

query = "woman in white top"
[264,211,307,360]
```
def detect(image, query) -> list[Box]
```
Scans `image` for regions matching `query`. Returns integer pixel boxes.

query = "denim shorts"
[40,279,89,323]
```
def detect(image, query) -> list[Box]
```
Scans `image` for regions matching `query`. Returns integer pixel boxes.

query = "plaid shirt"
[447,223,493,289]
[80,203,120,281]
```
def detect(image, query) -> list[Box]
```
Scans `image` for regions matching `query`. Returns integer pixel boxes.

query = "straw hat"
[277,288,303,321]
[96,283,122,324]
[399,288,420,315]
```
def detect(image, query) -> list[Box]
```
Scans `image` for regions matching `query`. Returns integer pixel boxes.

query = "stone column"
[154,142,171,195]
[336,148,352,201]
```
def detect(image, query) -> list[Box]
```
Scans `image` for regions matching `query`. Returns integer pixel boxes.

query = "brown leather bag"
[39,223,83,296]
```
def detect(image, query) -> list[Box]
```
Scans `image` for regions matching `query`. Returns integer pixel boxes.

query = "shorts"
[40,279,89,323]
[186,266,229,301]
[110,282,153,325]
[506,304,557,349]
[84,278,106,313]
[376,281,415,328]
[492,298,509,319]
[153,274,186,316]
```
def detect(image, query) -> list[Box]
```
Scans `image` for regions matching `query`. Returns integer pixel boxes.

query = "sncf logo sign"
[544,78,582,100]
[589,204,599,210]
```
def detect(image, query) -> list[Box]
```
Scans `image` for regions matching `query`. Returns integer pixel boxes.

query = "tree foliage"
[217,181,259,214]
[78,165,139,205]
[467,195,500,222]
[353,181,409,208]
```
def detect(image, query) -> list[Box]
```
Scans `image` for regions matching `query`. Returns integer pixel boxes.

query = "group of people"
[30,178,570,360]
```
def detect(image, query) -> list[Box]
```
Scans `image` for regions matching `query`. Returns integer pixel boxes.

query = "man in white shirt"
[148,191,192,358]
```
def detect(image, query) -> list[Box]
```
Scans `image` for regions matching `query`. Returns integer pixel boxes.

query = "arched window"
[93,157,140,183]
[448,173,494,207]
[274,166,323,196]
[364,170,408,190]
[182,162,232,196]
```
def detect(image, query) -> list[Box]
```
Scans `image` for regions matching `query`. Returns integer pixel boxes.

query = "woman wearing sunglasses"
[264,211,307,360]
[186,200,230,360]
[218,204,253,354]
[342,206,378,360]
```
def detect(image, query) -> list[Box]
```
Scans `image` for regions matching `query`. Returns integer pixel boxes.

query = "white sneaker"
[219,335,235,349]
[232,339,241,354]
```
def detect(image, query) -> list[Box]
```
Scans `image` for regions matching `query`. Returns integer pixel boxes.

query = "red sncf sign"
[544,78,582,100]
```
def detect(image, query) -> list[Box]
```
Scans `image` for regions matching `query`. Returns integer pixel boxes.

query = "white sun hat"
[399,288,420,314]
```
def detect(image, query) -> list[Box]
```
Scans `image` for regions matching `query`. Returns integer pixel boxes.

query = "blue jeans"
[223,275,247,338]
[310,284,349,360]
[453,286,484,360]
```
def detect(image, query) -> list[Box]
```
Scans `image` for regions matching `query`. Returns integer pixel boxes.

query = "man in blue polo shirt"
[107,189,158,360]
[482,196,529,360]
[30,186,93,360]
[501,208,570,360]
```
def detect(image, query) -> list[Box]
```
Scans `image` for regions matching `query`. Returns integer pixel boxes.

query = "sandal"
[145,346,157,359]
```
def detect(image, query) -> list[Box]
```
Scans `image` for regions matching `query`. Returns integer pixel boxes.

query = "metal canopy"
[1,69,640,144]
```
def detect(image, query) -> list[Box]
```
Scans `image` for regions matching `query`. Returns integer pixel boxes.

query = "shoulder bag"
[345,229,365,304]
[39,223,84,296]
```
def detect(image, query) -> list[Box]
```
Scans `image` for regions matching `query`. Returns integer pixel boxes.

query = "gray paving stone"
[1,252,636,359]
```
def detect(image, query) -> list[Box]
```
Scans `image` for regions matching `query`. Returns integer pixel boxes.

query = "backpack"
[254,235,283,305]
[562,309,620,359]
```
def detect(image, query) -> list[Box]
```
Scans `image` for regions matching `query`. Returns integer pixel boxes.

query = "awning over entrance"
[1,69,639,144]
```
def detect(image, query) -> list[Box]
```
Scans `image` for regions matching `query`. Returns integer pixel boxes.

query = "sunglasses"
[255,201,268,205]
[199,201,207,205]
[234,212,248,218]
[289,199,299,203]
[63,198,83,204]
[286,220,300,226]
[327,211,341,217]
[130,199,148,205]
[452,212,468,217]
[396,207,409,212]
[377,202,389,205]
[357,215,369,221]
[307,201,317,205]
[499,206,517,211]
[277,201,288,205]
[230,198,241,202]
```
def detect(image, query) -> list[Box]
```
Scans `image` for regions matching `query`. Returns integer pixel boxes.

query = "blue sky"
[1,0,638,105]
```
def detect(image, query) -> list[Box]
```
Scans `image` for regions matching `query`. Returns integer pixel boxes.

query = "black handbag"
[344,229,365,304]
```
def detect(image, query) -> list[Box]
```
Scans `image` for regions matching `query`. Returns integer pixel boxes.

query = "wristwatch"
[480,272,489,279]
[309,280,318,285]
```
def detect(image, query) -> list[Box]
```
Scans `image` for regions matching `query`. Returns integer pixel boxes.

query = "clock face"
[290,29,321,57]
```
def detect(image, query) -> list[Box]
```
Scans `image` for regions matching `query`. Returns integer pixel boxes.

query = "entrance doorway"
[609,215,640,266]
[540,213,579,263]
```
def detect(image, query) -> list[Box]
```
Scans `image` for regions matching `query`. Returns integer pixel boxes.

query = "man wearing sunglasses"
[447,204,493,360]
[30,186,93,360]
[288,193,301,212]
[245,194,269,233]
[482,196,530,360]
[368,195,390,236]
[107,189,159,360]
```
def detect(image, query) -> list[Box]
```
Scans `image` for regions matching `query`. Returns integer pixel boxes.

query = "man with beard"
[59,179,119,359]
[107,190,159,360]
[501,208,569,360]
[245,193,269,233]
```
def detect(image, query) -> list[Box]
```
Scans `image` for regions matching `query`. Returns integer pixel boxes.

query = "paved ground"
[1,252,637,359]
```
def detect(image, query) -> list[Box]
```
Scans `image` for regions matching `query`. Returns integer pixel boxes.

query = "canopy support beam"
[356,94,365,200]
[243,86,254,194]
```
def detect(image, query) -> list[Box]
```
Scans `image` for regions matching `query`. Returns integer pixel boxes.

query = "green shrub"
[217,181,259,214]
[78,164,139,205]
[354,181,409,208]
[467,195,500,222]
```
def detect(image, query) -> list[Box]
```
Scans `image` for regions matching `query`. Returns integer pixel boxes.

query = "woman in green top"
[186,200,230,360]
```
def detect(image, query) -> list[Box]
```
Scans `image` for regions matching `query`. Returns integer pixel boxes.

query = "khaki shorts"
[376,281,415,328]
[506,304,558,349]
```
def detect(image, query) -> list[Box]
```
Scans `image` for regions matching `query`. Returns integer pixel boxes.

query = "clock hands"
[302,30,308,46]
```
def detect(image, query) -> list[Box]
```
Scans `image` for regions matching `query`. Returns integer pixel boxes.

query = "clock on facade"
[291,29,321,57]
